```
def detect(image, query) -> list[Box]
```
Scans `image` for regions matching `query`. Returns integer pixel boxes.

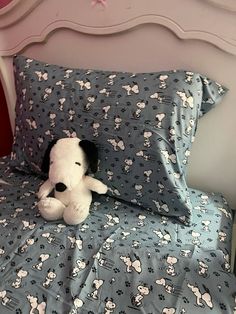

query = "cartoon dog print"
[156,278,181,296]
[185,118,195,135]
[35,71,48,81]
[43,269,57,288]
[201,220,211,232]
[132,240,140,249]
[120,254,142,273]
[191,231,201,246]
[153,229,171,245]
[79,223,90,233]
[218,207,232,219]
[161,150,176,164]
[58,97,66,111]
[168,127,176,142]
[156,113,166,128]
[133,101,146,118]
[32,253,50,271]
[165,256,178,277]
[19,238,35,254]
[76,79,91,90]
[22,220,36,230]
[222,253,231,272]
[153,200,170,213]
[0,246,5,257]
[137,214,146,226]
[176,90,194,108]
[106,170,114,181]
[104,298,116,314]
[103,238,114,251]
[144,169,152,182]
[131,284,152,307]
[185,71,194,84]
[123,158,133,173]
[41,232,60,246]
[136,150,150,161]
[84,96,96,111]
[114,116,122,130]
[70,297,84,314]
[197,260,209,278]
[107,138,125,151]
[143,131,152,147]
[104,214,120,229]
[122,82,139,95]
[99,88,111,97]
[67,235,83,250]
[218,230,227,242]
[179,249,192,258]
[187,283,213,309]
[0,290,11,307]
[10,207,23,218]
[54,223,66,233]
[92,122,100,137]
[88,279,104,300]
[108,74,117,86]
[103,105,111,119]
[12,269,28,289]
[159,74,169,89]
[135,184,143,197]
[27,294,46,314]
[42,87,53,101]
[93,252,114,270]
[55,80,66,90]
[150,92,164,103]
[71,259,87,277]
[64,69,73,79]
[0,290,18,310]
[26,118,37,130]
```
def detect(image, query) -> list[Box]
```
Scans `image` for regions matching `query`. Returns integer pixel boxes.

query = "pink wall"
[0,0,14,155]
[0,0,13,9]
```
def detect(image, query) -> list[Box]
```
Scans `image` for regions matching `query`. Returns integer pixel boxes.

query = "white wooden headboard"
[0,0,236,208]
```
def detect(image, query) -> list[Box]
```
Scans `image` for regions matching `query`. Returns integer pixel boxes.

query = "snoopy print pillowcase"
[11,55,228,225]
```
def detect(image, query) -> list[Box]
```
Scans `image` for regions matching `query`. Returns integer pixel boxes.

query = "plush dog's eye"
[75,162,81,166]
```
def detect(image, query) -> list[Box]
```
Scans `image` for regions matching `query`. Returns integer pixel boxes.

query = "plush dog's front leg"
[84,176,108,194]
[38,198,66,221]
[37,179,65,221]
[37,179,54,199]
[63,201,90,225]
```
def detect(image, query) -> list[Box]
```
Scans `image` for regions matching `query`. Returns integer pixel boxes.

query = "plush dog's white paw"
[63,201,90,225]
[38,197,65,221]
[97,183,108,194]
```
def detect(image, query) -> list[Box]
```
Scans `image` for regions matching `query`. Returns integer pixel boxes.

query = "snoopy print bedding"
[0,157,236,314]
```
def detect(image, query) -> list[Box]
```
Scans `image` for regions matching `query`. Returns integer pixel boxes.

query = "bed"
[0,0,236,313]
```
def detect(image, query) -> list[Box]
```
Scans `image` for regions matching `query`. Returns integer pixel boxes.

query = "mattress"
[0,156,235,313]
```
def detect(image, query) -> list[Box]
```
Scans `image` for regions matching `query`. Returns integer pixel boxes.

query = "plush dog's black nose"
[55,182,67,192]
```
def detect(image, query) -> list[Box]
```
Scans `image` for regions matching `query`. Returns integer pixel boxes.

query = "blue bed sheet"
[0,157,235,313]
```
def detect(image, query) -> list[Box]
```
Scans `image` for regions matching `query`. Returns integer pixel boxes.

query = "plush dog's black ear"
[41,139,58,173]
[79,140,98,173]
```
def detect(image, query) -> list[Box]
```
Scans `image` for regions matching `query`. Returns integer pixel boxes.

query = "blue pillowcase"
[11,55,228,225]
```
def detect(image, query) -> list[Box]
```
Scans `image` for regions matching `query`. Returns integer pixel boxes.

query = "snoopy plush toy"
[37,137,108,225]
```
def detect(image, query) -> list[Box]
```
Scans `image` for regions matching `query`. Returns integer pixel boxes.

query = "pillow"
[11,55,228,225]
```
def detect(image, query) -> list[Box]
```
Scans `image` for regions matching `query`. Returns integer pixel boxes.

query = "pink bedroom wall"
[0,0,13,9]
[0,0,14,155]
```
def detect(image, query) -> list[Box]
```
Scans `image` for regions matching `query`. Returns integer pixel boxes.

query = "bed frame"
[0,0,236,267]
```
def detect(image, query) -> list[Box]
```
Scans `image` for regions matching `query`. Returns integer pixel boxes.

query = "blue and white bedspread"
[0,157,236,314]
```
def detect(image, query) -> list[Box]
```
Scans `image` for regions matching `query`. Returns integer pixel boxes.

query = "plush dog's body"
[37,137,107,225]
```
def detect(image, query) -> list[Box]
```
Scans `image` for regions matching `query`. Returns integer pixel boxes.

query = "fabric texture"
[11,55,228,224]
[0,156,236,314]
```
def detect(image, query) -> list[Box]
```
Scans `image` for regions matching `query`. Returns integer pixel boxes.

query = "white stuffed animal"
[37,137,108,225]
